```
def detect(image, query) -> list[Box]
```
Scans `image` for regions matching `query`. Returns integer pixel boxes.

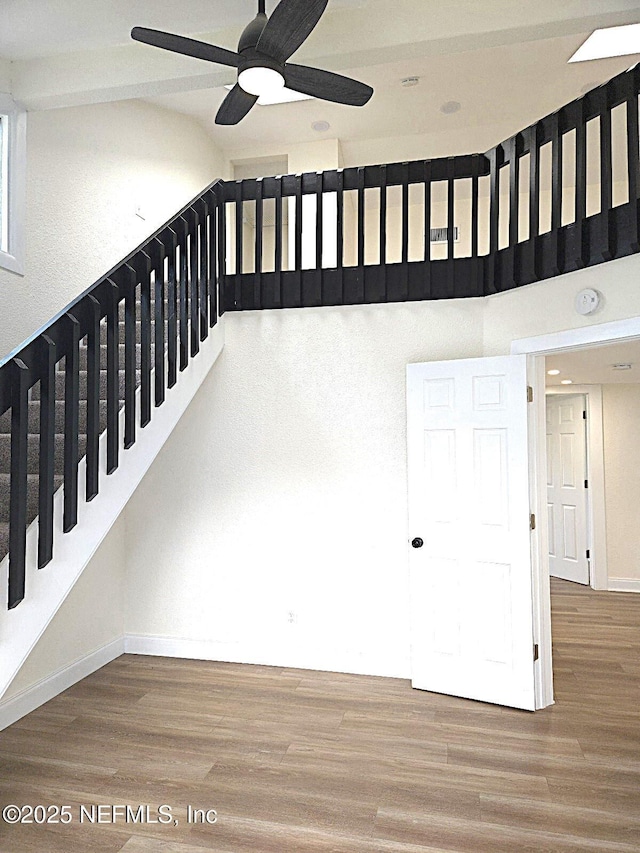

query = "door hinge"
[585,479,589,489]
[534,643,539,662]
[527,386,534,403]
[583,410,587,420]
[530,513,536,531]
[586,549,590,559]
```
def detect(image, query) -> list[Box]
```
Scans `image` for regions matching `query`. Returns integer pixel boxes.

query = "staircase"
[0,324,140,564]
[0,179,226,699]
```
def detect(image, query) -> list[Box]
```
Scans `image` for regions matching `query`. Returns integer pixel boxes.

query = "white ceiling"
[546,340,640,385]
[3,0,640,158]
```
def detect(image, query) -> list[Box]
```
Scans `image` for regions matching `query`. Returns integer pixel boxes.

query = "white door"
[407,355,536,711]
[546,394,589,585]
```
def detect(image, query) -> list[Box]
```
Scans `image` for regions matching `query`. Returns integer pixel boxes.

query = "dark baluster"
[506,137,519,288]
[235,182,243,310]
[63,312,80,531]
[380,164,388,299]
[627,69,640,252]
[106,281,120,469]
[485,146,500,294]
[274,177,283,307]
[123,264,137,446]
[188,208,200,357]
[8,357,29,609]
[508,138,519,248]
[315,171,324,301]
[254,181,263,310]
[217,195,227,315]
[178,218,189,369]
[357,167,365,268]
[470,154,480,294]
[85,294,101,501]
[488,147,499,258]
[401,162,409,299]
[133,253,151,426]
[199,200,209,339]
[598,85,614,261]
[37,336,56,569]
[524,125,541,284]
[550,112,563,274]
[447,157,456,296]
[337,169,344,302]
[423,161,431,299]
[208,191,218,325]
[153,238,166,406]
[166,230,178,387]
[294,174,303,306]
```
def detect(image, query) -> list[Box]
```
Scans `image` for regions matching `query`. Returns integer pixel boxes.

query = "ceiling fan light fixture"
[238,66,286,97]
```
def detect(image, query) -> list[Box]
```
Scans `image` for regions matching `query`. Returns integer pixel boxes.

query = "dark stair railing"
[0,179,226,609]
[3,63,640,612]
[222,64,640,311]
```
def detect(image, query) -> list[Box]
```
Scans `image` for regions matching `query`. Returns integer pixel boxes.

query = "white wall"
[123,252,640,679]
[3,515,125,700]
[602,384,640,584]
[0,98,226,357]
[125,300,485,678]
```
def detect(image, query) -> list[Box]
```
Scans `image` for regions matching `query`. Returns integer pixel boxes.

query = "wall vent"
[430,226,459,243]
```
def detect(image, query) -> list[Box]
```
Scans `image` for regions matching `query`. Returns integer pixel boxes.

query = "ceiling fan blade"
[285,63,373,106]
[257,0,328,63]
[131,27,240,67]
[216,85,258,125]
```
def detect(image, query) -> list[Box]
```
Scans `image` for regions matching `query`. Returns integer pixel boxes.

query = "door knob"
[411,537,424,549]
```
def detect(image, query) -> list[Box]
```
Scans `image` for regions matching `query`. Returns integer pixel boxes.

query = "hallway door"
[407,355,536,711]
[546,394,590,585]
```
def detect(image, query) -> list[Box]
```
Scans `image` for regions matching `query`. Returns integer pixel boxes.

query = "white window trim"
[0,94,26,276]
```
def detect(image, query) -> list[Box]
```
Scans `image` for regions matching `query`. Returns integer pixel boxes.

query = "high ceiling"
[3,0,640,159]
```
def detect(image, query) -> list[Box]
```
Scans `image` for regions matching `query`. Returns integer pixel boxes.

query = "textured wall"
[125,300,485,678]
[603,384,640,583]
[3,515,126,699]
[0,98,226,357]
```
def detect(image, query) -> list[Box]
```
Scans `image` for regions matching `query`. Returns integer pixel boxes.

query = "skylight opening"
[569,24,640,63]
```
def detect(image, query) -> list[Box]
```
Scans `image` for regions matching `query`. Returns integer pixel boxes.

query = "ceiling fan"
[131,0,374,125]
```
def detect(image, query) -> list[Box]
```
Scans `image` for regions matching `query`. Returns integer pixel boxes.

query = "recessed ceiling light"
[561,379,573,385]
[440,100,461,115]
[613,363,633,370]
[312,120,331,132]
[547,369,561,376]
[569,24,640,63]
[224,84,312,106]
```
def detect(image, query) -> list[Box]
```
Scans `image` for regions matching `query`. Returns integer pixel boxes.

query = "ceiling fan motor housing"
[238,13,268,54]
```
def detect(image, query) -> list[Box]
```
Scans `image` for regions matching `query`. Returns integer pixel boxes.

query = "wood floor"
[0,579,639,852]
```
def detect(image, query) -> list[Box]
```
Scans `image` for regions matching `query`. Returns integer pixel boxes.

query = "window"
[0,94,26,275]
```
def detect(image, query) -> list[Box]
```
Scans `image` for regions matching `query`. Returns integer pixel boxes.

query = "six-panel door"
[407,355,536,711]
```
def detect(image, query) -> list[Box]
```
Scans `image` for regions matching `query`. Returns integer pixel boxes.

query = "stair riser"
[31,370,139,402]
[75,344,156,372]
[0,434,88,477]
[0,475,63,528]
[0,401,108,436]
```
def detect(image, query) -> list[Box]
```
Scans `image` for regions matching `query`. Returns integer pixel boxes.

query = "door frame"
[512,316,640,709]
[545,386,607,590]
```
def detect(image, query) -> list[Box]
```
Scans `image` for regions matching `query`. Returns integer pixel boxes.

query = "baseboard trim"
[0,638,124,731]
[608,578,640,593]
[124,634,410,680]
